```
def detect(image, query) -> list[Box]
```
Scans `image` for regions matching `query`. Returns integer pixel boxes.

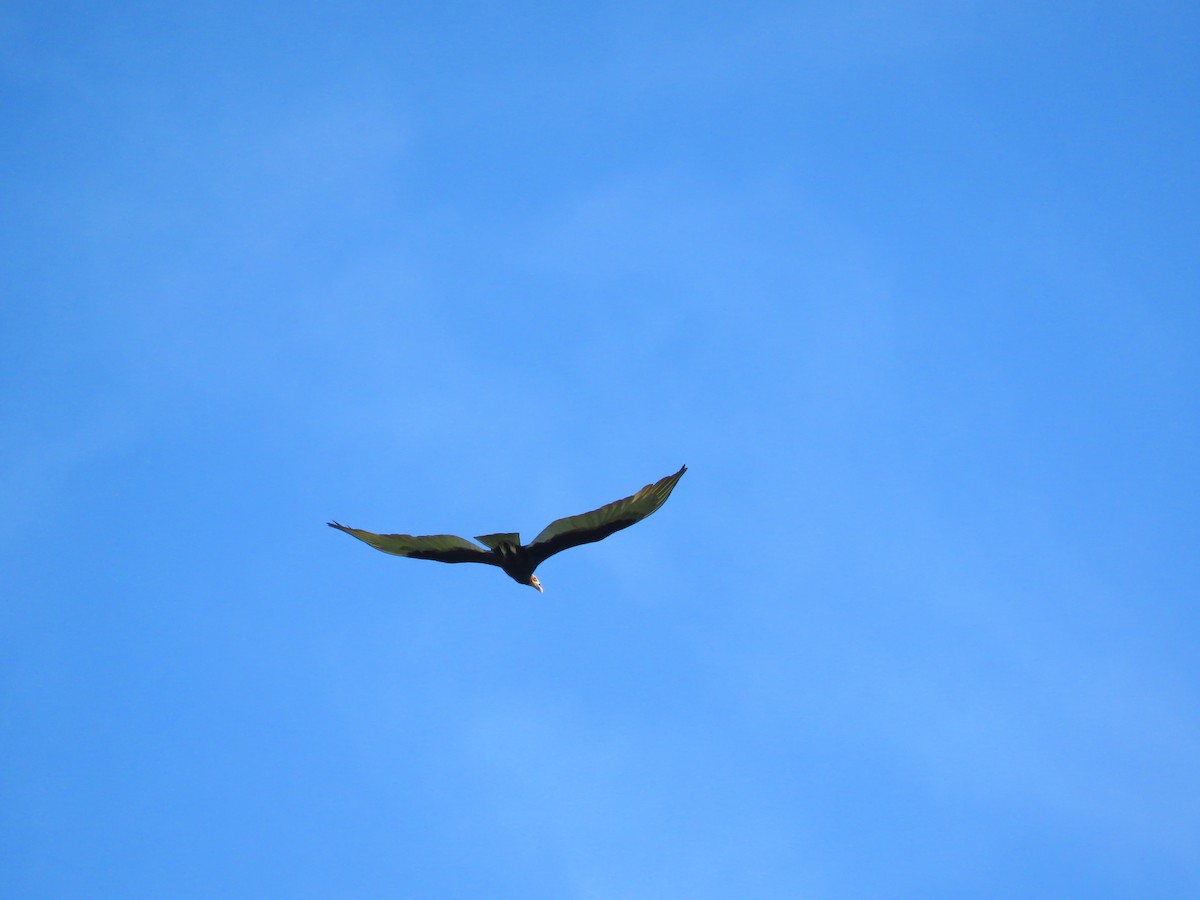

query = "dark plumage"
[328,465,686,591]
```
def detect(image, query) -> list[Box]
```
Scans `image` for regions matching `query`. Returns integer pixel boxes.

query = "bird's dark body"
[495,544,537,586]
[328,465,686,591]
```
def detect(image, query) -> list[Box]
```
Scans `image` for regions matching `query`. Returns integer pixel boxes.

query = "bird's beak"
[531,577,543,593]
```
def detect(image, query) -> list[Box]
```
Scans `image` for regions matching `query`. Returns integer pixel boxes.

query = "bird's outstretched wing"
[526,465,686,566]
[327,522,499,565]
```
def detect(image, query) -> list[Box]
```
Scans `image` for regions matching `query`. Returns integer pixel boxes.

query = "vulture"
[328,465,686,592]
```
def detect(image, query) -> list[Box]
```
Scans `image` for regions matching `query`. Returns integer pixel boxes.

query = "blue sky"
[3,1,1198,897]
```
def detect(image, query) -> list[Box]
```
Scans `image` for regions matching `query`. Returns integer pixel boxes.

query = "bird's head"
[529,575,543,593]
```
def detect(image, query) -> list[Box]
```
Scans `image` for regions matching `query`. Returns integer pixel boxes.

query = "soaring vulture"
[328,465,686,591]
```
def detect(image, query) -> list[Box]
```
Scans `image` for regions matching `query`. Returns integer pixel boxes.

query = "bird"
[328,465,686,592]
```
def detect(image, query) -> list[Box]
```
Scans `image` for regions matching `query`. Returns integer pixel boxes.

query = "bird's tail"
[474,532,521,551]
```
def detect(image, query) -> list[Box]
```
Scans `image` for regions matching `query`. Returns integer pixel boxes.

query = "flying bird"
[328,465,686,592]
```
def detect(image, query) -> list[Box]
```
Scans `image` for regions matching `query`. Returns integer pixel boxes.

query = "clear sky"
[3,2,1198,897]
